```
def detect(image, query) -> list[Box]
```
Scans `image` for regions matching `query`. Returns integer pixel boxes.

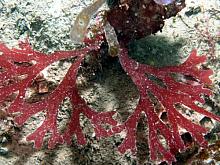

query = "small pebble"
[1,137,8,143]
[0,147,9,156]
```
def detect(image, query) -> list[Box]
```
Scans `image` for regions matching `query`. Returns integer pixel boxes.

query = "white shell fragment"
[70,0,106,43]
[104,21,120,57]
